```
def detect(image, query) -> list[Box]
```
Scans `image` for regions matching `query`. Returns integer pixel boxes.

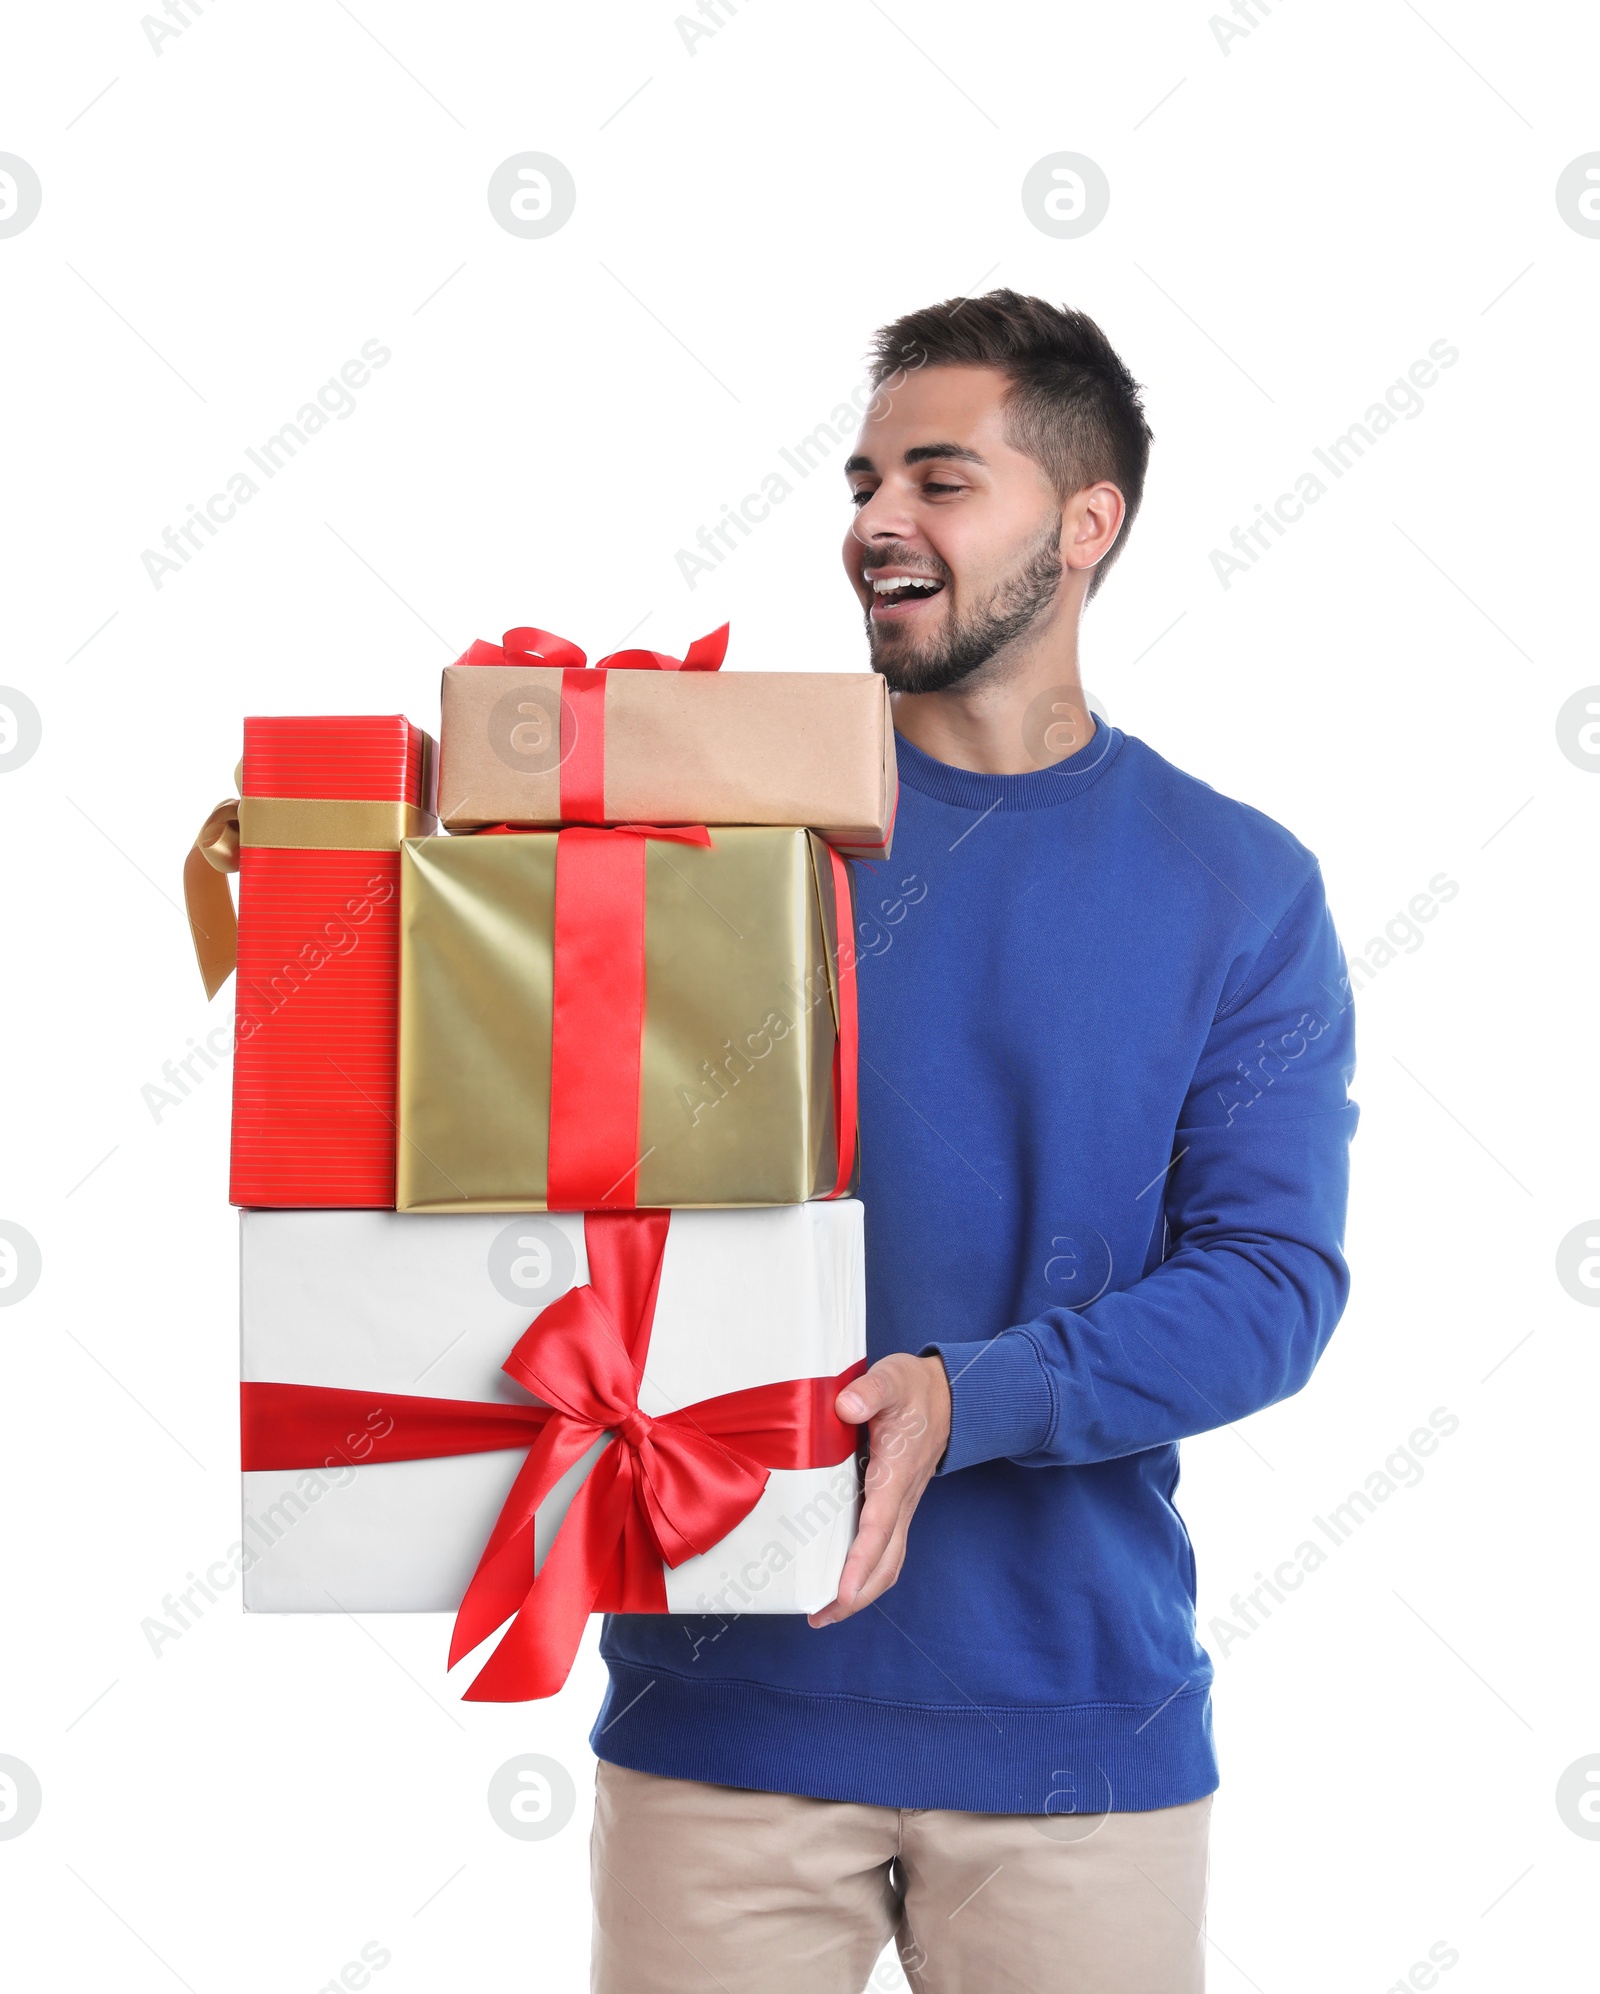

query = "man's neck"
[887,618,1096,776]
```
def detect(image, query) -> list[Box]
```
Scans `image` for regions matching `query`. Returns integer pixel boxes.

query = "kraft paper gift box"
[436,623,897,861]
[394,824,859,1212]
[184,715,437,1208]
[239,1202,866,1701]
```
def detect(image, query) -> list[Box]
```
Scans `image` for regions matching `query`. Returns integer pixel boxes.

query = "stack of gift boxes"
[187,626,897,1701]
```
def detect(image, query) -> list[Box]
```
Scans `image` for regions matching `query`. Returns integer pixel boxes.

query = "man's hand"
[808,1352,952,1628]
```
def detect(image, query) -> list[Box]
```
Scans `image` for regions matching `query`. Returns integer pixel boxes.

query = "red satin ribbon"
[239,1211,865,1702]
[453,624,729,826]
[559,670,607,823]
[242,1383,547,1467]
[825,844,859,1200]
[480,822,714,1211]
[547,826,650,1210]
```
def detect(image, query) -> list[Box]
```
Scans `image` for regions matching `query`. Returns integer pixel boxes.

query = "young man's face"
[841,364,1072,694]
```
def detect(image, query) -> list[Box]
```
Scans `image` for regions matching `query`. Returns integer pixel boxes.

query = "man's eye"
[922,481,964,496]
[848,488,874,508]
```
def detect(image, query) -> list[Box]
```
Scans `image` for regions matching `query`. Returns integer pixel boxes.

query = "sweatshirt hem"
[589,1663,1217,1814]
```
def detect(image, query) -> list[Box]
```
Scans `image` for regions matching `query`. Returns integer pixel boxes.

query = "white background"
[1,2,1597,1989]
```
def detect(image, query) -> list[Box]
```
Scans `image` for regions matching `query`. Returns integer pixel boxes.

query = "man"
[589,291,1357,1992]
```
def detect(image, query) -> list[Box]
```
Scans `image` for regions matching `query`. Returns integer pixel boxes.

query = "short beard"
[867,516,1064,695]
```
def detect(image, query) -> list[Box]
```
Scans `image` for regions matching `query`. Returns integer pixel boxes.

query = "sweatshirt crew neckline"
[891,717,1123,814]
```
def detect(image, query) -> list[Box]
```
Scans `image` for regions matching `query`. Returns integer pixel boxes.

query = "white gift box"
[240,1203,864,1617]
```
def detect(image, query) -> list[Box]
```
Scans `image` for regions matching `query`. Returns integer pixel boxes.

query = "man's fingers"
[812,1354,945,1628]
[836,1367,889,1423]
[808,1499,895,1626]
[837,1487,898,1594]
[809,1515,897,1627]
[839,1532,906,1616]
[808,1488,905,1626]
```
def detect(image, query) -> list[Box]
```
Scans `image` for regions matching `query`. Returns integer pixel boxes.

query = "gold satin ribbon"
[185,794,437,999]
[237,797,435,850]
[185,799,243,1000]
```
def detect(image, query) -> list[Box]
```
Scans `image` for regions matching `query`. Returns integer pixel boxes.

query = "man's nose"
[850,485,919,544]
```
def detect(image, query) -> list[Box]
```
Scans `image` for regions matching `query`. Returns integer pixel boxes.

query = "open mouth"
[866,572,946,619]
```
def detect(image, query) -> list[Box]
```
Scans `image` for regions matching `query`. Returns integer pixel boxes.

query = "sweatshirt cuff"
[920,1331,1055,1475]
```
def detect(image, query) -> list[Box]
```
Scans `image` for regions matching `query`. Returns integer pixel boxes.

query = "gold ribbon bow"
[185,797,244,1001]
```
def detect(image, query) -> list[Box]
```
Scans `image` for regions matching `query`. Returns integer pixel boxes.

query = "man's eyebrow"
[843,443,989,478]
[904,443,988,467]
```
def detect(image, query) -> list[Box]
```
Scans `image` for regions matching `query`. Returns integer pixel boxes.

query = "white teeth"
[870,575,940,594]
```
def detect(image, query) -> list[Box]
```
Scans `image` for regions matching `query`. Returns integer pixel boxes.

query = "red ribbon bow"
[240,1212,864,1702]
[455,624,729,676]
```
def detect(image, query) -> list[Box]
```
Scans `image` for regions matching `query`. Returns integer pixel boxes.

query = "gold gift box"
[396,828,853,1211]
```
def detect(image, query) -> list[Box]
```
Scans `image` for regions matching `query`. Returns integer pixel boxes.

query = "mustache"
[861,546,950,583]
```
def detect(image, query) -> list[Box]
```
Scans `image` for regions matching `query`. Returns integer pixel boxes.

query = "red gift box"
[188,716,437,1208]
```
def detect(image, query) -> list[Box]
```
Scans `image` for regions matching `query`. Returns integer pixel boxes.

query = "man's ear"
[1062,480,1125,577]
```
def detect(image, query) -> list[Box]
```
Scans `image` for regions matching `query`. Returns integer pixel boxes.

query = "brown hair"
[867,289,1153,599]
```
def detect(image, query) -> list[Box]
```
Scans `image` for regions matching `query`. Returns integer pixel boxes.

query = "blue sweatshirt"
[592,720,1357,1814]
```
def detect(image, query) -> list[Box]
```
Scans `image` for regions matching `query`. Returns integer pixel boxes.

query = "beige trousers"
[591,1760,1212,1994]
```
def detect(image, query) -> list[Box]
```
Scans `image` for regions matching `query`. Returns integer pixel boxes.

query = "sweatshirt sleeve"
[923,864,1358,1474]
